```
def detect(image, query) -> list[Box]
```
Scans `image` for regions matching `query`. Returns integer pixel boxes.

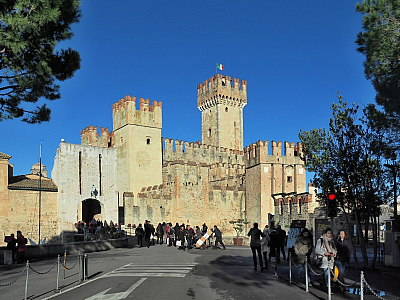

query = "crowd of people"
[4,230,27,264]
[74,219,123,238]
[134,220,226,251]
[248,222,353,292]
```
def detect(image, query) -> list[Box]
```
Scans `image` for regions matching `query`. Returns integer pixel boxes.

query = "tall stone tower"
[112,95,163,202]
[197,74,247,151]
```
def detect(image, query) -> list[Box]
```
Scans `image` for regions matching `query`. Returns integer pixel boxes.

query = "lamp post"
[384,152,398,218]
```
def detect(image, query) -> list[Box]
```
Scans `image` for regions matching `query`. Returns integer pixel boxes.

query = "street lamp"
[384,152,398,218]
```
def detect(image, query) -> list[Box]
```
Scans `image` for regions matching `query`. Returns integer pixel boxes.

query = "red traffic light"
[328,193,336,200]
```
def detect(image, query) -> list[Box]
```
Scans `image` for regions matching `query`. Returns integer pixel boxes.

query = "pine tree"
[0,0,81,123]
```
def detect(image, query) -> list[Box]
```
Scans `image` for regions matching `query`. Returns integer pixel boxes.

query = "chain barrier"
[28,260,58,275]
[60,255,80,270]
[0,266,27,287]
[362,273,400,300]
[290,258,304,268]
[306,262,325,276]
[328,268,361,287]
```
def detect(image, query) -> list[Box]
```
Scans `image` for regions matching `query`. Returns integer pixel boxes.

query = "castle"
[1,74,318,242]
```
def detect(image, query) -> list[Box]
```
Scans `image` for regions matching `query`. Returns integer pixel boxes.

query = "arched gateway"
[81,198,102,223]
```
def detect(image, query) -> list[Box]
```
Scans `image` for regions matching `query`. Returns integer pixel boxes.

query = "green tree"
[356,0,400,115]
[0,0,81,123]
[299,94,390,269]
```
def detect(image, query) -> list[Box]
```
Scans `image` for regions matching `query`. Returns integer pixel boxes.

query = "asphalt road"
[0,244,320,300]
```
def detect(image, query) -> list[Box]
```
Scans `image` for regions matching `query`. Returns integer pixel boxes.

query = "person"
[212,225,226,250]
[315,228,337,291]
[277,225,287,260]
[268,227,280,263]
[202,223,211,247]
[248,222,264,270]
[293,228,313,283]
[162,222,167,244]
[135,223,144,248]
[261,226,270,269]
[150,222,156,245]
[5,234,17,264]
[335,229,353,286]
[177,225,186,250]
[156,223,163,244]
[174,222,181,247]
[185,225,195,250]
[195,226,202,245]
[167,223,175,246]
[16,230,27,263]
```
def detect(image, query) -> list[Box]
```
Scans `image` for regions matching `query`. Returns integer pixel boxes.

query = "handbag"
[314,255,323,267]
[176,240,181,247]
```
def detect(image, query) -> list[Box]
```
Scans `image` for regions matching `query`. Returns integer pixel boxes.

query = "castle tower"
[197,74,247,151]
[112,95,163,201]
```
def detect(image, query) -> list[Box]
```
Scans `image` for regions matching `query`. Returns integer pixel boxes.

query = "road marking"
[102,263,197,278]
[85,278,146,300]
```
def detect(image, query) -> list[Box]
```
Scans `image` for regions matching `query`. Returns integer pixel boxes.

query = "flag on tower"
[217,63,224,71]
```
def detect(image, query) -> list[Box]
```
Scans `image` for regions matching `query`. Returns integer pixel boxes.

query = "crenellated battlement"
[112,95,162,131]
[163,138,244,166]
[197,74,247,111]
[244,140,303,168]
[81,125,114,148]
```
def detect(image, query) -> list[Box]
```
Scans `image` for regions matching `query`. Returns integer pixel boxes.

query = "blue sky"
[2,1,376,180]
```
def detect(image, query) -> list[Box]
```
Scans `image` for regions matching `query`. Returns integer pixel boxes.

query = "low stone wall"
[0,238,129,264]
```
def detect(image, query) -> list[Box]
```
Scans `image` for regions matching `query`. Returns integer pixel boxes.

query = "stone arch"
[78,198,104,223]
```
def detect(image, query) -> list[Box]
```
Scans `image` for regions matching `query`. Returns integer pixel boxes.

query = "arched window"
[208,128,211,137]
[225,107,228,112]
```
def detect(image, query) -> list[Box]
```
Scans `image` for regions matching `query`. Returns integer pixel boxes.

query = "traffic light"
[327,193,337,218]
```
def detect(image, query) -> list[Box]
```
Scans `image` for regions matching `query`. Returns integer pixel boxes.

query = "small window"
[287,176,292,183]
[147,138,151,145]
[225,107,228,112]
[208,128,211,137]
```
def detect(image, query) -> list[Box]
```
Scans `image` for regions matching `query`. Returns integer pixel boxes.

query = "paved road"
[0,245,319,300]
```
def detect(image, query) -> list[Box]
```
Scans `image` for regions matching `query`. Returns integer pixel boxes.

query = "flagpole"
[38,140,43,245]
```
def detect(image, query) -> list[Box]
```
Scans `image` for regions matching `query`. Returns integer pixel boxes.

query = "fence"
[0,252,89,300]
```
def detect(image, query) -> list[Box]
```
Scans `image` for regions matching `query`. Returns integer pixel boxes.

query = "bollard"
[63,250,67,279]
[289,252,292,283]
[84,254,88,280]
[25,260,29,300]
[56,255,60,292]
[79,254,84,282]
[305,256,309,293]
[274,248,278,277]
[327,262,331,300]
[360,271,364,300]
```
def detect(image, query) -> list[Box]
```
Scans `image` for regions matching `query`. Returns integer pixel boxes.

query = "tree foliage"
[356,0,400,115]
[299,94,390,269]
[0,0,81,123]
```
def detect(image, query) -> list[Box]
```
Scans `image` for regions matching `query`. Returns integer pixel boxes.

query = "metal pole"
[327,262,331,300]
[394,165,398,218]
[289,252,292,283]
[25,260,29,300]
[305,256,309,292]
[56,255,60,292]
[274,248,278,277]
[360,271,364,300]
[63,250,67,279]
[84,254,88,280]
[78,253,82,282]
[38,141,43,244]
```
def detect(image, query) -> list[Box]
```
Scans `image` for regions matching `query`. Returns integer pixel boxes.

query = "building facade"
[1,73,315,242]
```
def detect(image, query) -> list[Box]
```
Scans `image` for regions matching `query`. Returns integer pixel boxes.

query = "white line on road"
[85,278,146,300]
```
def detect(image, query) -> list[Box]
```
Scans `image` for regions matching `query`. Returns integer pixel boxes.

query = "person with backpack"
[293,228,313,283]
[185,225,195,250]
[315,228,337,291]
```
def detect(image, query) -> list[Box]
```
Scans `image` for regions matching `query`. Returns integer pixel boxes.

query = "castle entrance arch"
[80,199,102,223]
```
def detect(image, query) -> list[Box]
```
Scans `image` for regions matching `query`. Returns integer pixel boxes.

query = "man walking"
[212,225,226,250]
[248,223,264,270]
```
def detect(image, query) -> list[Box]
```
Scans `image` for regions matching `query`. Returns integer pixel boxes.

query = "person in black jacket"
[135,223,144,248]
[248,223,264,270]
[268,227,280,263]
[335,230,353,284]
[212,225,226,250]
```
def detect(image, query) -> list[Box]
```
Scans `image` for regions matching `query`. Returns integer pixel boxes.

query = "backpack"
[169,228,174,235]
